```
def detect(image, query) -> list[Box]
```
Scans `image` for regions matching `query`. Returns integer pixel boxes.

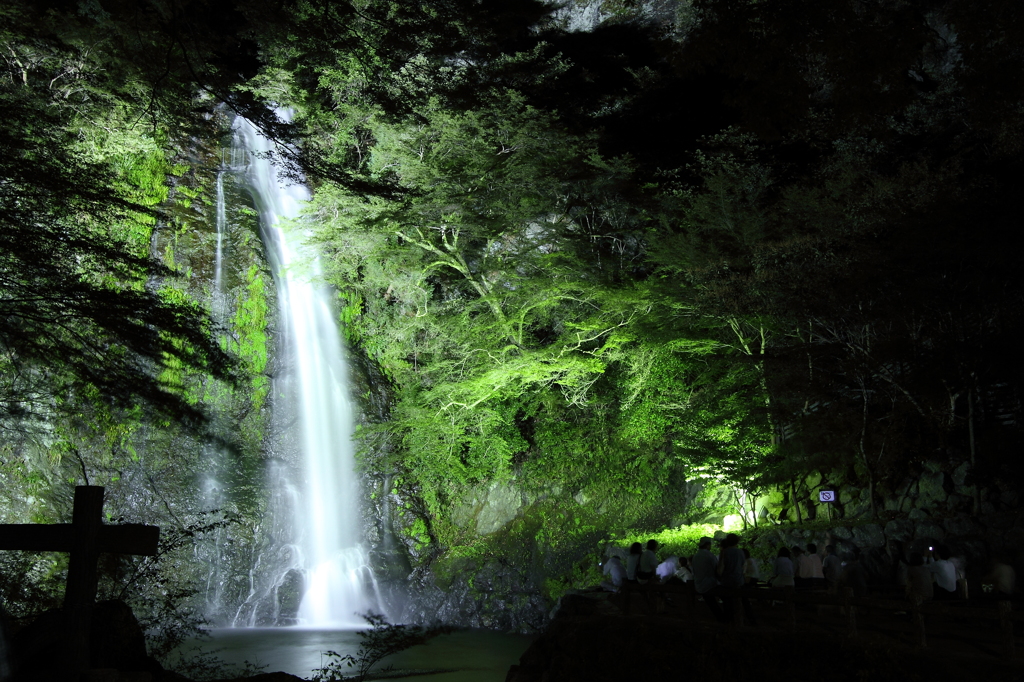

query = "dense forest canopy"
[260,0,1024,521]
[1,0,1023,648]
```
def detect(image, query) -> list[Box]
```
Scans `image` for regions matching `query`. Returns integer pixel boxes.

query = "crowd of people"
[599,535,1019,624]
[599,534,764,624]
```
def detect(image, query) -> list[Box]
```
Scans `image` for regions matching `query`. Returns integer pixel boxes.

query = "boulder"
[952,461,970,486]
[215,674,307,682]
[10,600,160,682]
[914,522,946,542]
[450,498,478,530]
[851,524,885,549]
[943,515,983,539]
[90,600,154,673]
[908,508,929,521]
[916,471,947,508]
[1001,489,1020,508]
[477,483,523,535]
[274,569,304,624]
[757,490,785,510]
[943,494,970,513]
[844,500,871,519]
[884,518,915,543]
[831,526,853,541]
[999,526,1024,553]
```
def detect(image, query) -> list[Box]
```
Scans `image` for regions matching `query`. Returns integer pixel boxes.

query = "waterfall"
[231,117,384,628]
[214,170,227,299]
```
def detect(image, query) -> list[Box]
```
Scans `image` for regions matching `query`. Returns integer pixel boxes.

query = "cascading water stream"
[214,170,227,300]
[231,117,384,628]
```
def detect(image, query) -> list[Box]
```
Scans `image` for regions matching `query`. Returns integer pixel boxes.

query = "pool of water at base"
[176,627,535,681]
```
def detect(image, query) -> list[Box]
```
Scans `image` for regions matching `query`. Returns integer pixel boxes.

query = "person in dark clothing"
[625,542,643,583]
[693,536,726,622]
[717,533,757,625]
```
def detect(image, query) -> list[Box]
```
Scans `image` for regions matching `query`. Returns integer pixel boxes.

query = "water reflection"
[180,628,533,682]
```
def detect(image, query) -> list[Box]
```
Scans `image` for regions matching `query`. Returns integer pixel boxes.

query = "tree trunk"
[858,377,878,519]
[968,385,981,516]
[790,480,803,524]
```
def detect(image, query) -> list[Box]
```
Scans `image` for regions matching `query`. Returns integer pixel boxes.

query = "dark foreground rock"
[9,600,164,682]
[5,600,305,682]
[505,594,1024,682]
[210,674,304,682]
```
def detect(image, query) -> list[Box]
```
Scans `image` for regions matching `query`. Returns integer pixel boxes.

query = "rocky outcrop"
[738,505,1024,586]
[398,561,548,633]
[752,460,1002,525]
[362,448,1024,632]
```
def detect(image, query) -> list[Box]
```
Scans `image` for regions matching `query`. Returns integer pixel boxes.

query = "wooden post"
[999,600,1015,659]
[65,486,104,678]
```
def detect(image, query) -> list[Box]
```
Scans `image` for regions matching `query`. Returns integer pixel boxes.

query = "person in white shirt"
[802,543,826,589]
[926,545,959,599]
[601,556,626,592]
[770,546,795,588]
[674,556,694,583]
[656,555,680,582]
[742,548,761,585]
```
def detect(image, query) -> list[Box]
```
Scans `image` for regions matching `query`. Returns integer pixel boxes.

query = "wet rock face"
[451,483,524,536]
[398,564,548,633]
[360,481,549,632]
[276,570,304,625]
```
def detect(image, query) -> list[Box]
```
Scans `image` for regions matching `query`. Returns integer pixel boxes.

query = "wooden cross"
[0,486,159,678]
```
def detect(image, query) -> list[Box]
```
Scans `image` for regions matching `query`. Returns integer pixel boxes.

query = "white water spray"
[214,170,227,297]
[233,118,383,628]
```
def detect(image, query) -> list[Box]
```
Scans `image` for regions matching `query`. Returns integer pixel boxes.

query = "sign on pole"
[819,490,835,503]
